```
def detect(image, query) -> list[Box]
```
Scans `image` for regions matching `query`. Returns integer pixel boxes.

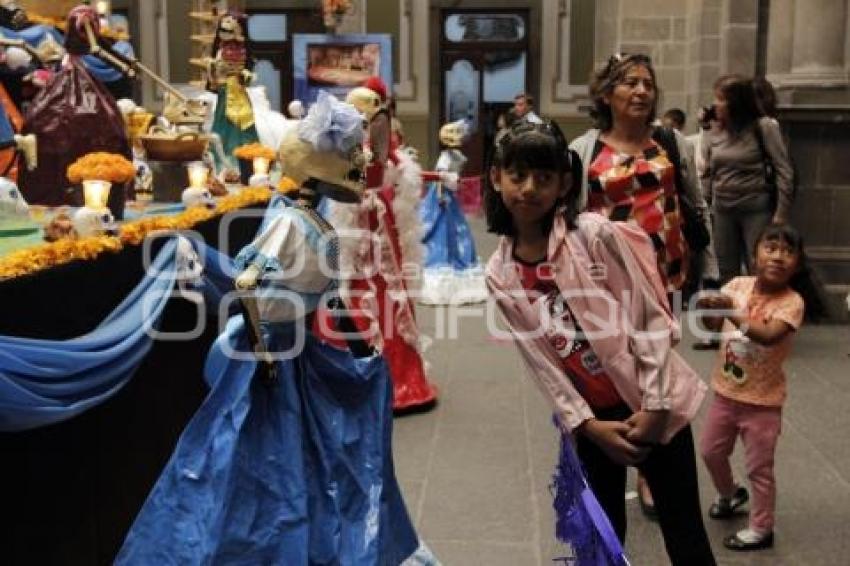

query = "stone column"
[786,0,848,85]
[765,0,794,77]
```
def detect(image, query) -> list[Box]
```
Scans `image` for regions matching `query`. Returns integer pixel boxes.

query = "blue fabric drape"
[83,40,136,84]
[0,237,230,432]
[0,24,64,50]
[0,99,14,145]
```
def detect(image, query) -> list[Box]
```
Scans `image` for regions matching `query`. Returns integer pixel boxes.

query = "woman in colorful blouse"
[570,52,710,521]
[570,53,708,296]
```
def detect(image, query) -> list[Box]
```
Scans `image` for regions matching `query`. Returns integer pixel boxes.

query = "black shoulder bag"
[652,127,711,252]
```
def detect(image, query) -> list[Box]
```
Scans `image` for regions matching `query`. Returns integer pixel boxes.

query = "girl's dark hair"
[754,223,827,322]
[589,53,659,131]
[484,119,582,236]
[714,74,763,136]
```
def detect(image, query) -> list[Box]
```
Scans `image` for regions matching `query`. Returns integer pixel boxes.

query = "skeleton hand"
[439,171,459,191]
[235,263,262,290]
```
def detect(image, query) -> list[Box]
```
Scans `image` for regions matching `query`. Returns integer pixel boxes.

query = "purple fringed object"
[551,424,628,566]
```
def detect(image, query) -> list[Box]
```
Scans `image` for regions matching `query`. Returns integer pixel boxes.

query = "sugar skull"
[0,177,29,217]
[182,186,216,209]
[73,207,118,238]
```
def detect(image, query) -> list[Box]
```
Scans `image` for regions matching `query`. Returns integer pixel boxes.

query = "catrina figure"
[418,119,487,305]
[206,9,260,167]
[18,5,130,218]
[117,92,423,565]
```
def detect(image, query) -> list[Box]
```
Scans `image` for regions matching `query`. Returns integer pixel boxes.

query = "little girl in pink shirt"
[699,223,824,551]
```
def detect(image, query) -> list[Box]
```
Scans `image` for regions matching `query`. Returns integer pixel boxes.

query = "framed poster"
[292,34,393,105]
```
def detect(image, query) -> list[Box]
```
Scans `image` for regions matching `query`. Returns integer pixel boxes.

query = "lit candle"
[82,179,111,209]
[187,162,209,189]
[253,156,270,176]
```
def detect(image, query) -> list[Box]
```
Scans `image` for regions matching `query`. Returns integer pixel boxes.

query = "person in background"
[700,75,793,285]
[513,92,543,124]
[661,107,686,132]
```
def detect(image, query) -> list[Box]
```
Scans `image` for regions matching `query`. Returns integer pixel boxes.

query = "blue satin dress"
[419,149,487,305]
[117,197,418,565]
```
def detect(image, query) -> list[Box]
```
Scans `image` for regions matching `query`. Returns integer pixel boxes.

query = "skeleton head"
[279,134,366,203]
[73,207,118,238]
[287,99,304,120]
[216,13,244,43]
[182,187,216,209]
[174,236,203,288]
[346,87,382,122]
[163,93,210,126]
[439,120,468,148]
[0,177,28,217]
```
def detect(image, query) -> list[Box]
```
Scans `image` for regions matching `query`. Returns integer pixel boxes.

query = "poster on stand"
[293,34,392,106]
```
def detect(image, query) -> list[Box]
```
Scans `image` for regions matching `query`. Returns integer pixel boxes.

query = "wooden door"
[439,9,530,176]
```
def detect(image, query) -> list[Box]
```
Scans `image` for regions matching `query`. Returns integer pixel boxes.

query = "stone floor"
[392,216,850,566]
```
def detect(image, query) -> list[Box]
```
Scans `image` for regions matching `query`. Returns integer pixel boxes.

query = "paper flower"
[67,152,136,184]
[297,91,364,156]
[233,143,277,161]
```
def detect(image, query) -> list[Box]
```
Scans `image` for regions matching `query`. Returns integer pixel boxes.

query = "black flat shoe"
[709,486,749,519]
[723,530,774,551]
[692,338,721,350]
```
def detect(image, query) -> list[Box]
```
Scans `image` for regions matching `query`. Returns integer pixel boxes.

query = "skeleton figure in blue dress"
[418,119,487,305]
[117,92,427,565]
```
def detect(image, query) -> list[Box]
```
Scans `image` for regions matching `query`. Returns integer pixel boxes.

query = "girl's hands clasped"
[580,419,650,466]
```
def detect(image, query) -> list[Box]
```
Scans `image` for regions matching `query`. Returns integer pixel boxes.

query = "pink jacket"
[485,212,706,444]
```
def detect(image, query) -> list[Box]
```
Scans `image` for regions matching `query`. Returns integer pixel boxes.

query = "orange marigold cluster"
[233,143,277,161]
[0,187,276,280]
[67,152,136,185]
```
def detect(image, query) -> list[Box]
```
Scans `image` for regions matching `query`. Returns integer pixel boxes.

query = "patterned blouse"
[587,140,689,291]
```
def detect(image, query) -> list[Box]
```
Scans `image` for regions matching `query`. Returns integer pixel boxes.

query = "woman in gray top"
[701,75,793,283]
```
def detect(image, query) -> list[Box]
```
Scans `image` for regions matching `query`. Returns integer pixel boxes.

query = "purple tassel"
[551,424,628,566]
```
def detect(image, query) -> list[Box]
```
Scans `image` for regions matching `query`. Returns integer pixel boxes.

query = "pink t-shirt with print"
[711,276,804,407]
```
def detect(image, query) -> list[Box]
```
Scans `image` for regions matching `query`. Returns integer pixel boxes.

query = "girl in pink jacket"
[485,120,715,565]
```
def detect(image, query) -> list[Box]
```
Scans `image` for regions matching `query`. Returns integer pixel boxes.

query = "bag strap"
[651,127,685,196]
[751,120,776,184]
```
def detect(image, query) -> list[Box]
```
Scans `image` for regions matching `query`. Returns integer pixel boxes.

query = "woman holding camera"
[701,75,793,284]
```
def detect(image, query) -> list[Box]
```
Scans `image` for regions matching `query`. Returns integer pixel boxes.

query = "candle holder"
[248,156,271,187]
[182,161,215,208]
[73,180,118,237]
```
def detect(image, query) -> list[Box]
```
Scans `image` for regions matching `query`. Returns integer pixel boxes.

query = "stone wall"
[616,1,691,118]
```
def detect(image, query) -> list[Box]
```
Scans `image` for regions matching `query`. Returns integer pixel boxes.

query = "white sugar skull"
[73,207,118,238]
[0,177,29,217]
[174,236,203,288]
[182,187,216,209]
[134,159,152,193]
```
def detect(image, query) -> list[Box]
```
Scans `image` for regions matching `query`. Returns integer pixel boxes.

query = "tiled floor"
[393,216,850,566]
